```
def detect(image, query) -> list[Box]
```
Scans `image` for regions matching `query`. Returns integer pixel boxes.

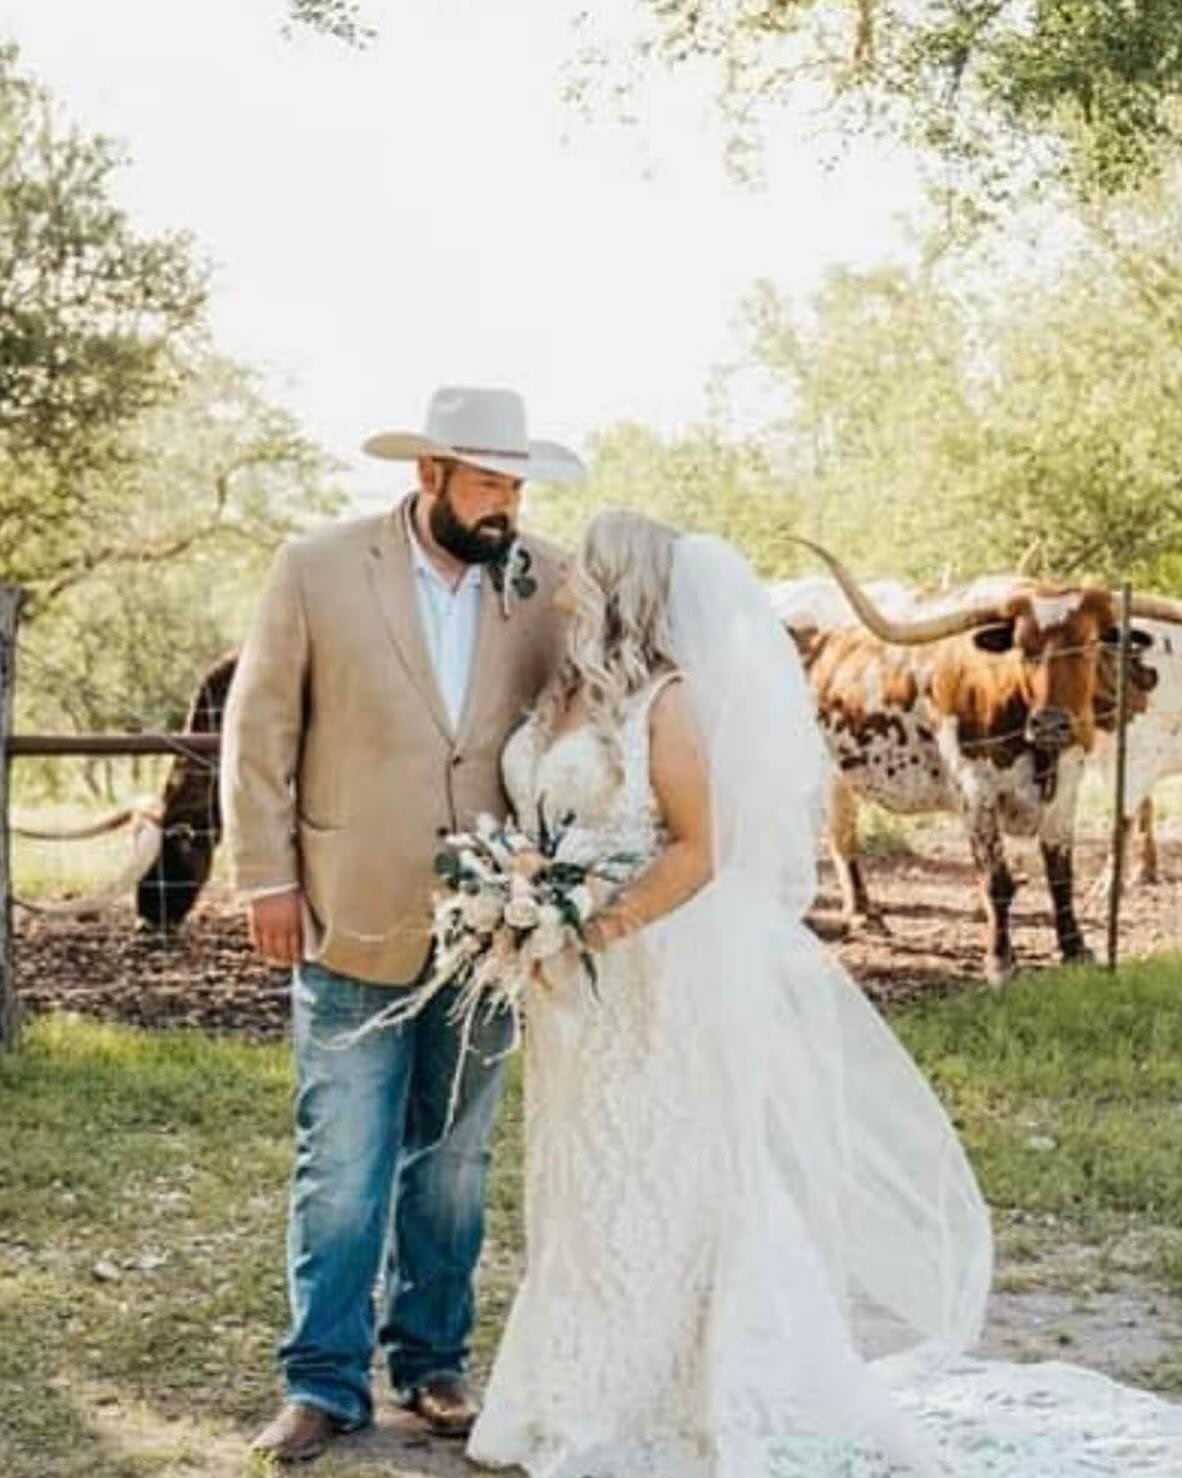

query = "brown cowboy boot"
[406,1372,480,1438]
[250,1402,340,1462]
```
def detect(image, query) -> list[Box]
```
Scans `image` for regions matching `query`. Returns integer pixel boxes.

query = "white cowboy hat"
[362,385,586,485]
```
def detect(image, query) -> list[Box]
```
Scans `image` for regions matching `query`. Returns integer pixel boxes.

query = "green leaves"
[529,420,801,579]
[11,352,344,747]
[0,53,207,456]
[0,44,207,593]
[0,49,344,738]
[732,216,1182,589]
[284,0,375,48]
[572,1,1182,205]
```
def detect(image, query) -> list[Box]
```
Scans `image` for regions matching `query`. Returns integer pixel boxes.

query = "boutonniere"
[489,541,538,618]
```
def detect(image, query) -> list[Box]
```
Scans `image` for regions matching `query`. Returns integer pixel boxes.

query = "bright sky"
[0,0,923,499]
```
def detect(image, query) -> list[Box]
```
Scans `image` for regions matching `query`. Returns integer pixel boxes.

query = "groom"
[221,386,581,1462]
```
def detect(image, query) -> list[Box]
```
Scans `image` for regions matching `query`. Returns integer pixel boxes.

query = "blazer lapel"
[367,504,452,739]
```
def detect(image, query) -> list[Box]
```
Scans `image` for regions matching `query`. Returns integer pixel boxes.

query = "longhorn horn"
[1129,592,1182,625]
[11,795,162,842]
[789,537,1012,645]
[14,812,164,916]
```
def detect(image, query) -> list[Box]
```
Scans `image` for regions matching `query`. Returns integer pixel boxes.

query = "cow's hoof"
[984,955,1016,988]
[1136,868,1160,887]
[841,911,893,939]
[1063,947,1097,969]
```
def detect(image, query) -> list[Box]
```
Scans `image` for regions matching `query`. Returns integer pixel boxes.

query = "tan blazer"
[220,499,566,984]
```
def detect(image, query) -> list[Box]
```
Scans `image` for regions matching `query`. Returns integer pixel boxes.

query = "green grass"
[894,954,1182,1236]
[0,1016,523,1476]
[858,802,924,859]
[1074,771,1182,830]
[0,1020,295,1475]
[3,958,1182,1472]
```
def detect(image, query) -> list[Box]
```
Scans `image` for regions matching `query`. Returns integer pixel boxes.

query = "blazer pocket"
[297,813,345,836]
[296,818,340,902]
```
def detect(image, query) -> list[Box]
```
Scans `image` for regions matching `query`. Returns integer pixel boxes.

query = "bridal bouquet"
[339,809,638,1122]
[428,806,631,1015]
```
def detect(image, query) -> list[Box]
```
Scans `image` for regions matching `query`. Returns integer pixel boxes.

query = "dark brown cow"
[789,543,1182,983]
[135,651,238,931]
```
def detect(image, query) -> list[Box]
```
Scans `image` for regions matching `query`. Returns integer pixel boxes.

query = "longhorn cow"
[1090,615,1182,894]
[787,543,1182,983]
[13,652,238,930]
[134,651,237,930]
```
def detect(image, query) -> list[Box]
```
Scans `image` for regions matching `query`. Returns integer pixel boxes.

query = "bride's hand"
[579,877,620,953]
[531,943,581,992]
[583,909,629,953]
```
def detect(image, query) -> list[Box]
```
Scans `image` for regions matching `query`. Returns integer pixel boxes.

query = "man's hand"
[248,891,304,967]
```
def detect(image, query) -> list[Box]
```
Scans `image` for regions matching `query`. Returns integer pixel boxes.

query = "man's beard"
[428,492,515,566]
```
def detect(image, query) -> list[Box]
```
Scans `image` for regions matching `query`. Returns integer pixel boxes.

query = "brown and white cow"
[1088,615,1182,896]
[788,541,1182,983]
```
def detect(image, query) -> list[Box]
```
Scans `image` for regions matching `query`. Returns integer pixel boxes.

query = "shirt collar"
[406,501,483,595]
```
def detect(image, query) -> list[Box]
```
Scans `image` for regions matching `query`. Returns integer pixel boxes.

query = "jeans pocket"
[295,960,395,1034]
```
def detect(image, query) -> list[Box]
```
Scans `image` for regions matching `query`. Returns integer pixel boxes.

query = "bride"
[466,509,1182,1477]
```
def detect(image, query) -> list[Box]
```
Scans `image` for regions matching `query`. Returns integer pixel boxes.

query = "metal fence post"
[0,584,25,1050]
[1106,581,1133,973]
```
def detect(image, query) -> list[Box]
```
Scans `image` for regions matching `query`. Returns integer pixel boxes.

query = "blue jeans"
[279,960,511,1427]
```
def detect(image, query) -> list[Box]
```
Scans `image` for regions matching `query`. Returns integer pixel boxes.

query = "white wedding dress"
[467,536,1182,1478]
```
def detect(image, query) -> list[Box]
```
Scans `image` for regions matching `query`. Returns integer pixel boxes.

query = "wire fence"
[3,579,1182,1050]
[0,601,237,1047]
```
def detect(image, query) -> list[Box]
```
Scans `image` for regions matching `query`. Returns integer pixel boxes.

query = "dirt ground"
[13,817,1182,1036]
[10,819,1182,1474]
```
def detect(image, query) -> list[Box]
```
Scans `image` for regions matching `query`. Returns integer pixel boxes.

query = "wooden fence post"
[0,584,25,1051]
[1106,581,1133,973]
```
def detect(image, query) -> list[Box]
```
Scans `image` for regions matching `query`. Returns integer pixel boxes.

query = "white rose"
[529,904,567,960]
[504,896,540,930]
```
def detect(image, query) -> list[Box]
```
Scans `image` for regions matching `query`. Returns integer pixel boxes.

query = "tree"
[570,2,1182,201]
[13,351,344,792]
[279,2,1182,199]
[974,264,1182,583]
[285,0,374,46]
[738,265,994,582]
[0,45,345,803]
[21,351,343,611]
[0,44,208,591]
[528,420,803,578]
[737,224,1182,588]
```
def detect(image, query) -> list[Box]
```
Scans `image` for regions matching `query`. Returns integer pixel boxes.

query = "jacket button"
[451,754,463,767]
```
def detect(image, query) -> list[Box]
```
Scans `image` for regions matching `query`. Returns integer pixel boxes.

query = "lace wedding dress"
[466,674,1182,1478]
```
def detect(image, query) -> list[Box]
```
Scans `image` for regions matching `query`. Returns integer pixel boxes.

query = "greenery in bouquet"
[432,805,637,1008]
[334,808,640,1119]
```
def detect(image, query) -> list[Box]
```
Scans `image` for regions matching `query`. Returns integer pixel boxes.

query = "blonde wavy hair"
[533,510,681,784]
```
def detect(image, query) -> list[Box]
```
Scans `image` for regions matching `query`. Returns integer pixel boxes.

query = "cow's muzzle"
[1025,709,1075,751]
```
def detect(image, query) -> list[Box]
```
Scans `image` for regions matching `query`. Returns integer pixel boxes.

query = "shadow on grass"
[0,1015,528,1476]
